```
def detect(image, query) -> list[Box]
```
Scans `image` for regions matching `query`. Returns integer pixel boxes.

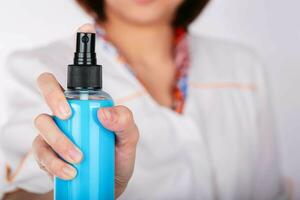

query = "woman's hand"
[32,72,139,198]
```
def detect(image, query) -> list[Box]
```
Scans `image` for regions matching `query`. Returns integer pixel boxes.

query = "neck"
[98,10,177,107]
[99,11,174,68]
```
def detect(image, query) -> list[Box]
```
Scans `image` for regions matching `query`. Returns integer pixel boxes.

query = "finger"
[37,72,71,119]
[98,106,139,148]
[33,136,77,180]
[98,106,138,196]
[77,23,96,33]
[34,114,83,164]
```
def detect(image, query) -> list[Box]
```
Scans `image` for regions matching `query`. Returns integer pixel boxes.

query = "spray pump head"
[67,32,102,90]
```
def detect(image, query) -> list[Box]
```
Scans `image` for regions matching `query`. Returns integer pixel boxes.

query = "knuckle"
[45,90,66,111]
[35,142,47,158]
[44,88,63,104]
[49,159,62,175]
[55,134,67,147]
[54,135,70,155]
[119,106,133,123]
[32,135,39,145]
[37,72,54,84]
[47,87,62,97]
[32,135,41,149]
[121,105,133,115]
[34,113,50,128]
[38,162,47,172]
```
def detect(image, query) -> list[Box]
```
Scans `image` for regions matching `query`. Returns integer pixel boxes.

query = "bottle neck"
[65,89,111,101]
[67,87,102,91]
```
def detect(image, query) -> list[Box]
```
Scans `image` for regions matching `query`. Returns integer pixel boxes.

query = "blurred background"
[0,0,299,199]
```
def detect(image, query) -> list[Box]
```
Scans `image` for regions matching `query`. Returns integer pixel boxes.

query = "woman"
[1,0,286,199]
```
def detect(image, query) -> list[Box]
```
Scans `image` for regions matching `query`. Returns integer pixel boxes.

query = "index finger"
[37,72,71,119]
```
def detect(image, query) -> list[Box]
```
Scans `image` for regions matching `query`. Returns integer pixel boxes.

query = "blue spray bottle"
[54,32,115,200]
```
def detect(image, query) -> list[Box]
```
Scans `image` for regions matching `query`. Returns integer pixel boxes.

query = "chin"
[124,11,172,26]
[106,0,182,26]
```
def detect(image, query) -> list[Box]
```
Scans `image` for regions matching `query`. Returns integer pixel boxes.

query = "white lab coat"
[0,34,286,199]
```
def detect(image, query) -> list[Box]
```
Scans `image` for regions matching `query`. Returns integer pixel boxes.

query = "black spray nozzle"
[74,32,97,65]
[67,32,102,90]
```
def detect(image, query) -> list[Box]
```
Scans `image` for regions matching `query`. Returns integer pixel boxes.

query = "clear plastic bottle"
[54,32,115,200]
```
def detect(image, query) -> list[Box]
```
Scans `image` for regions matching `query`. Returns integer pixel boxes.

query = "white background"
[0,0,299,199]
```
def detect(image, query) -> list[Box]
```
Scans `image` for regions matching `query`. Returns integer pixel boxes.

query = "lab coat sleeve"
[0,51,53,197]
[252,56,288,200]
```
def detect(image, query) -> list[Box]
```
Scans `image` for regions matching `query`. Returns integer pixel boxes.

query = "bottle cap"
[67,32,102,90]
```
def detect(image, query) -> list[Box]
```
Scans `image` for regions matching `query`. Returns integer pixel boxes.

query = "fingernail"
[59,101,71,118]
[102,108,113,121]
[68,147,82,163]
[62,165,77,179]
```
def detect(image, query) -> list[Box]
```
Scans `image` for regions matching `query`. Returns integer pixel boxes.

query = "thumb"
[97,106,139,147]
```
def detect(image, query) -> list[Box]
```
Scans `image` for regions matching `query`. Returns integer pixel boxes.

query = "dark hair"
[76,0,210,29]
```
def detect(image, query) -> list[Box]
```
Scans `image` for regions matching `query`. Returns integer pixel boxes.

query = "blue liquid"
[54,99,115,200]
